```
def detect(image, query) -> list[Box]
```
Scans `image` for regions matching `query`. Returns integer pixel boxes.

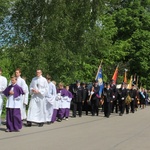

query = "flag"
[136,76,139,87]
[96,67,104,96]
[133,73,136,85]
[112,65,119,84]
[127,75,133,89]
[124,69,128,84]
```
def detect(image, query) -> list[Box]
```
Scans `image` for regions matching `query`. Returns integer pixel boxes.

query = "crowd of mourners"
[0,68,149,132]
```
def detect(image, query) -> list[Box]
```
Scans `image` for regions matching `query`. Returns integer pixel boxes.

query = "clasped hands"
[32,89,39,93]
[9,90,14,95]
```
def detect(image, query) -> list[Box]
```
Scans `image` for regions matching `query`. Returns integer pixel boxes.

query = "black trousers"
[130,100,135,113]
[104,101,110,117]
[84,101,90,115]
[119,100,125,114]
[125,104,130,114]
[72,102,82,117]
[111,100,118,113]
[91,99,99,116]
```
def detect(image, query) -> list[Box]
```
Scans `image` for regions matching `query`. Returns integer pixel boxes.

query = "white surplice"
[53,93,61,110]
[6,87,22,108]
[21,83,29,120]
[15,76,27,120]
[66,97,72,109]
[27,75,48,123]
[45,82,57,122]
[0,75,7,116]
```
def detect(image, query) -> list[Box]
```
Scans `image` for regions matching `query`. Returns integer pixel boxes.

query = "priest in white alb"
[15,68,27,120]
[26,69,48,127]
[45,75,57,124]
[21,77,29,120]
[0,67,7,125]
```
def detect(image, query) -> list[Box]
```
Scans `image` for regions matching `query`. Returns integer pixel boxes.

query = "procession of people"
[0,67,149,132]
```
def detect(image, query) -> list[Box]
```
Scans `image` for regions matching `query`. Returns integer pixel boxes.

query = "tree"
[111,0,150,88]
[0,0,150,88]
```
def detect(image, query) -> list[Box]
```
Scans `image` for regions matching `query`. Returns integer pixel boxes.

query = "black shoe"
[57,119,62,122]
[47,122,51,125]
[38,123,44,127]
[2,121,6,125]
[71,116,76,118]
[119,113,123,116]
[25,121,32,127]
[25,123,32,127]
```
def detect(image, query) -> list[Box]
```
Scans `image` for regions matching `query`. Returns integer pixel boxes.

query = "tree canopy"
[0,0,150,88]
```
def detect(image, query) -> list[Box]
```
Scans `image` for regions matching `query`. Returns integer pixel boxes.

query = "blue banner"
[96,68,104,96]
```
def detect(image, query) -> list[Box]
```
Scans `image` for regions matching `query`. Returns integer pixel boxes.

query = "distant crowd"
[0,68,149,132]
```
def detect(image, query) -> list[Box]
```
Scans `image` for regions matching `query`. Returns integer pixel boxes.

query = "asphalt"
[0,106,150,150]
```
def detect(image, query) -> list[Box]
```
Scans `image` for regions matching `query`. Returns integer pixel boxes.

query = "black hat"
[94,80,98,83]
[122,82,126,85]
[76,80,80,83]
[105,82,110,86]
[105,82,108,85]
[82,82,86,85]
[111,79,115,82]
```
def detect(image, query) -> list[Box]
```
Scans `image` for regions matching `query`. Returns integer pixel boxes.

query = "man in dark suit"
[129,84,137,113]
[72,80,83,117]
[118,82,127,116]
[82,82,89,115]
[102,83,112,118]
[90,80,100,116]
[110,80,118,113]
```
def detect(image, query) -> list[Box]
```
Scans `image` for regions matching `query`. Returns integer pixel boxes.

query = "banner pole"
[95,59,103,80]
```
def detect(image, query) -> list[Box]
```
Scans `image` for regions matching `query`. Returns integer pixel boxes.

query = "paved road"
[0,107,150,150]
